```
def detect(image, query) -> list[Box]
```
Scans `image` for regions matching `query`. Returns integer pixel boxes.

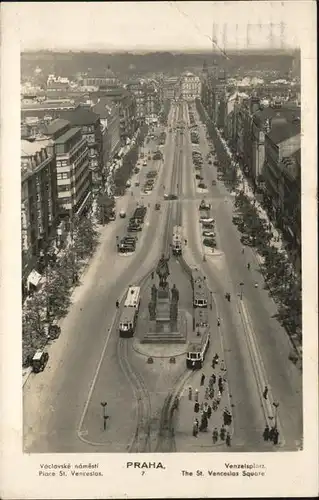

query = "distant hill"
[21,50,299,80]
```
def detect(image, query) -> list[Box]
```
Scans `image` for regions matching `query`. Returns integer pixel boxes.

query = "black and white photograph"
[1,1,317,498]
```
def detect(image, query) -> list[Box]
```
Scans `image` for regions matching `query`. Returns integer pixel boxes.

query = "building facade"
[21,138,58,289]
[180,72,201,101]
[54,127,91,217]
[92,98,121,176]
[62,107,103,174]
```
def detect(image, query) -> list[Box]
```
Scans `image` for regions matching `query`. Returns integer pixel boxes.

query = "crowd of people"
[188,353,232,446]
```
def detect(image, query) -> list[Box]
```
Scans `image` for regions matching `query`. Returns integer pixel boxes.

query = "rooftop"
[21,137,53,157]
[54,127,82,145]
[253,106,301,128]
[92,98,118,119]
[21,101,76,111]
[267,117,301,145]
[44,118,70,136]
[61,106,100,126]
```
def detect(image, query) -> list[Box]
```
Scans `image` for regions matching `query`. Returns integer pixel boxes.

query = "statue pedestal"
[155,286,171,330]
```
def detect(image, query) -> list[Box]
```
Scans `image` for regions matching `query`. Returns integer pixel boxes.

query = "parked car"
[203,238,216,248]
[198,182,207,189]
[143,161,147,166]
[199,199,211,210]
[128,224,142,232]
[155,203,161,210]
[32,350,49,373]
[208,160,212,165]
[212,180,217,186]
[213,160,219,166]
[195,174,203,180]
[164,193,178,200]
[135,181,140,187]
[203,230,216,238]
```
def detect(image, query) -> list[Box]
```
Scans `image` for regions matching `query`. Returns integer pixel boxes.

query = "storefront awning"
[27,269,42,288]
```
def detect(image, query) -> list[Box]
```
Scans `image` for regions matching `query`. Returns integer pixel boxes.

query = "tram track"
[117,338,152,453]
[155,369,192,452]
[115,102,186,453]
[116,101,192,453]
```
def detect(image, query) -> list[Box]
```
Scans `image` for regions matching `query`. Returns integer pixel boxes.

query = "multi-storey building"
[21,137,58,292]
[61,107,102,178]
[92,98,121,175]
[162,77,179,100]
[180,72,201,101]
[82,67,121,89]
[93,88,137,145]
[21,98,77,121]
[263,114,301,222]
[54,127,91,217]
[126,81,146,125]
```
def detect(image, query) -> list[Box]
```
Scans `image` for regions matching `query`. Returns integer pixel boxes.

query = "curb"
[22,367,32,387]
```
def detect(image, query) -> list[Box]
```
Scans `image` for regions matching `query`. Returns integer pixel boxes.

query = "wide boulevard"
[23,100,302,453]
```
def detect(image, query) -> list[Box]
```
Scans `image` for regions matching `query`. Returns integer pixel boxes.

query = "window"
[58,184,70,192]
[56,161,61,167]
[62,160,68,167]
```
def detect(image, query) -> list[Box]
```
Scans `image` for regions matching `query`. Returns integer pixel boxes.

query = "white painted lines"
[238,298,285,447]
[76,309,119,444]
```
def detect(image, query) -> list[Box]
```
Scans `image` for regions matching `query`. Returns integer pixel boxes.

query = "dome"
[105,66,116,78]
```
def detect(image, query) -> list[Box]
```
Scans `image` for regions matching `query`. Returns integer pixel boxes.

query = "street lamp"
[273,402,279,429]
[101,401,108,431]
[239,282,244,300]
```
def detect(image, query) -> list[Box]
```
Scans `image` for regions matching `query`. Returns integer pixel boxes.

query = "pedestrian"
[116,300,119,308]
[217,390,222,403]
[193,419,199,437]
[200,413,208,432]
[200,402,204,411]
[207,405,212,419]
[269,427,275,441]
[273,428,279,445]
[212,428,218,443]
[254,282,258,288]
[194,402,200,413]
[263,425,270,441]
[195,389,199,402]
[220,425,226,441]
[211,359,216,369]
[209,388,215,400]
[212,373,216,384]
[263,385,268,400]
[188,386,192,400]
[200,373,206,386]
[226,432,231,447]
[151,271,154,279]
[204,402,208,414]
[242,248,245,254]
[218,375,223,388]
[212,399,218,411]
[217,317,221,327]
[205,387,209,400]
[247,262,251,270]
[220,360,225,371]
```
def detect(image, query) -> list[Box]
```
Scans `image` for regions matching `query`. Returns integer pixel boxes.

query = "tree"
[72,216,99,260]
[96,193,115,225]
[23,292,48,366]
[44,266,71,319]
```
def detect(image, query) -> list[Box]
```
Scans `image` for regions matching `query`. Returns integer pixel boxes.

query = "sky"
[6,1,311,52]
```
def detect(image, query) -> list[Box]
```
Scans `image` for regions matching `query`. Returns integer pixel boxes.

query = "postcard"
[0,1,317,498]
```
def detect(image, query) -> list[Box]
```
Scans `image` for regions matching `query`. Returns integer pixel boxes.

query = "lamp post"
[273,402,279,429]
[101,402,108,431]
[239,282,244,300]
